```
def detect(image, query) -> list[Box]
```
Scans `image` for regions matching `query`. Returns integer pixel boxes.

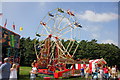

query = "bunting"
[20,27,23,31]
[0,13,3,17]
[12,22,15,30]
[4,19,7,28]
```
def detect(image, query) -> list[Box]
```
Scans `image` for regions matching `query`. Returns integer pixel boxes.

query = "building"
[0,26,20,63]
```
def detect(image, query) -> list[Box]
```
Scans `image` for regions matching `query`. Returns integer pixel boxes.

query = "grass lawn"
[18,66,87,80]
[19,66,32,80]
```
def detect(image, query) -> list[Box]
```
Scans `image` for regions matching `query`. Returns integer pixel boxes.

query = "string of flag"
[0,13,3,17]
[3,19,23,31]
[1,13,23,31]
[12,22,15,30]
[20,27,23,31]
[4,19,7,28]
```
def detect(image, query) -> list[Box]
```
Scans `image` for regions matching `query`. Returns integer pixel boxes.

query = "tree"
[20,37,37,66]
[19,37,120,69]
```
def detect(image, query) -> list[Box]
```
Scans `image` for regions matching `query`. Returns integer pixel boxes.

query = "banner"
[10,35,15,47]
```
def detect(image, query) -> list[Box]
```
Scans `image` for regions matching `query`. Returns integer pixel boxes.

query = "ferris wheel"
[34,8,82,66]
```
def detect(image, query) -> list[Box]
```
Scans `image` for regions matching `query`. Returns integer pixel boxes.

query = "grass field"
[19,66,120,80]
[19,66,87,80]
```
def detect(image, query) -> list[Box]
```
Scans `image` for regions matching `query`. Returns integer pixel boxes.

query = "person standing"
[80,67,85,77]
[115,65,118,78]
[14,58,20,79]
[0,58,11,80]
[98,67,104,80]
[103,66,109,79]
[111,66,116,78]
[30,63,37,80]
[0,61,2,79]
[32,60,38,77]
[9,64,17,80]
[85,66,90,80]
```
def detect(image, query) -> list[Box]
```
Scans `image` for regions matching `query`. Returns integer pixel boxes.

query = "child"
[30,63,37,80]
[80,67,85,77]
[9,64,17,80]
[98,67,104,80]
[85,66,90,79]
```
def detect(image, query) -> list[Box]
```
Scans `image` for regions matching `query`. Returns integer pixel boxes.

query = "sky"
[0,1,119,46]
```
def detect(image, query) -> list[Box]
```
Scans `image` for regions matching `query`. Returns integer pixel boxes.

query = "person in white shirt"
[30,63,37,80]
[111,66,116,78]
[98,67,104,80]
[115,65,118,78]
[9,64,17,80]
[0,61,2,79]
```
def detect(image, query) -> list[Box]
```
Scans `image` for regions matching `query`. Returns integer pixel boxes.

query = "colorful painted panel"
[0,26,20,48]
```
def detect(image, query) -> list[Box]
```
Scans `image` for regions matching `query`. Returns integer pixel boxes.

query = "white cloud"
[91,33,100,39]
[101,39,118,45]
[83,25,102,32]
[78,10,118,22]
[82,25,102,39]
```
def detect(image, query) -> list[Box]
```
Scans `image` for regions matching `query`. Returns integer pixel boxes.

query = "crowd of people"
[80,64,119,80]
[0,58,18,80]
[0,58,119,80]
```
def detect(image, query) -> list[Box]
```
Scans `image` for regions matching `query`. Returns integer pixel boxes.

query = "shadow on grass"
[19,72,88,80]
[18,75,45,80]
[18,75,87,80]
[18,75,29,80]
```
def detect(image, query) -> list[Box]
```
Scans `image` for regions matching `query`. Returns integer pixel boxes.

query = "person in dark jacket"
[0,58,11,80]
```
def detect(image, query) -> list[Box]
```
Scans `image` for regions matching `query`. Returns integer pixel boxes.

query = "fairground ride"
[34,8,88,78]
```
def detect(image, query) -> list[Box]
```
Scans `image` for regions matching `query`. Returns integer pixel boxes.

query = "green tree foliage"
[74,39,120,69]
[20,37,36,66]
[20,37,120,69]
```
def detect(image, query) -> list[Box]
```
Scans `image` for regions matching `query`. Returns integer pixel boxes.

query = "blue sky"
[0,2,119,45]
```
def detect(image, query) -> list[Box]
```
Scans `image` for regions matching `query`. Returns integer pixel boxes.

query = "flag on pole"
[12,22,15,30]
[20,27,23,31]
[4,19,7,28]
[0,13,3,17]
